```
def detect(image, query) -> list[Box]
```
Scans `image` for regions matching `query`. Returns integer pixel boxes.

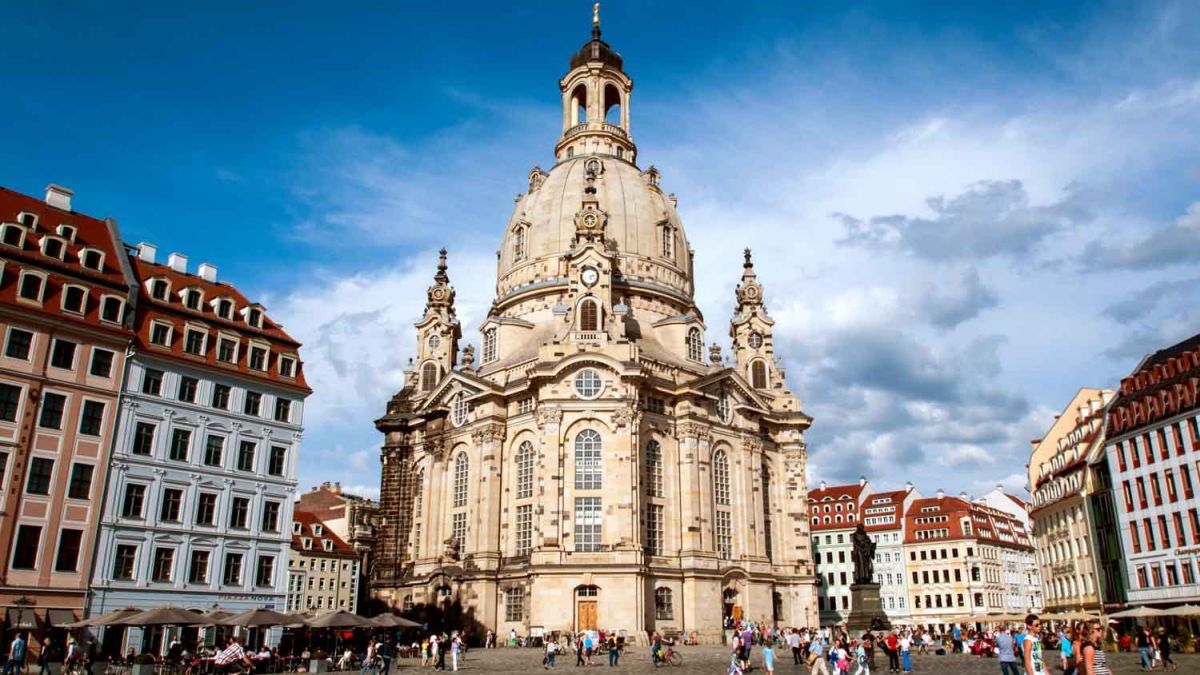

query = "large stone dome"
[495,156,694,312]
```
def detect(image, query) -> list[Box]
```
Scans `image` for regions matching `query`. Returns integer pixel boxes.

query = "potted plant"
[310,649,330,673]
[132,653,157,675]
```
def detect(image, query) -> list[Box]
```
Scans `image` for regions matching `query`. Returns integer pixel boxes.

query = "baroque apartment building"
[286,512,360,614]
[89,244,310,652]
[808,480,867,626]
[371,15,818,643]
[1028,388,1114,614]
[862,485,918,626]
[294,483,379,612]
[0,186,133,634]
[904,492,1038,629]
[1104,332,1200,607]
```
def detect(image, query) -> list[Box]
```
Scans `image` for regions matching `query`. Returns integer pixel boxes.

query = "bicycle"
[652,646,681,667]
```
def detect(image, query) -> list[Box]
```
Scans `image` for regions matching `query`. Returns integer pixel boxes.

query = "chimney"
[936,488,945,499]
[904,481,914,492]
[959,491,969,501]
[137,242,158,263]
[819,480,827,491]
[859,475,867,487]
[45,184,73,211]
[198,262,217,283]
[167,252,188,274]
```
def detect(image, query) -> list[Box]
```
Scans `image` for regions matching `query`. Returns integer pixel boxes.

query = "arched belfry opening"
[603,82,623,127]
[571,83,589,126]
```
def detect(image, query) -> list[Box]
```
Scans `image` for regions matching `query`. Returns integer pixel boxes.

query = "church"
[370,10,819,643]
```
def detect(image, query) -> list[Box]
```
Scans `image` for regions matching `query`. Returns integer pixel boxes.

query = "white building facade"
[88,248,309,653]
[865,487,917,625]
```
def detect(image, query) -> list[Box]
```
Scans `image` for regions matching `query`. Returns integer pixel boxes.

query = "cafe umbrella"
[220,609,296,627]
[369,613,421,628]
[123,606,207,626]
[64,608,141,629]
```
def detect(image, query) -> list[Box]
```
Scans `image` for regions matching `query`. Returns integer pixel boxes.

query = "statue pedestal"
[846,583,890,633]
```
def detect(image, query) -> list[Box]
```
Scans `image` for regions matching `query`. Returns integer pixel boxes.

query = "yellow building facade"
[369,15,818,643]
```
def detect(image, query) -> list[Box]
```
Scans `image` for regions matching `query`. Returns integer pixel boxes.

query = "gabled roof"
[807,482,867,531]
[291,511,357,558]
[861,489,909,532]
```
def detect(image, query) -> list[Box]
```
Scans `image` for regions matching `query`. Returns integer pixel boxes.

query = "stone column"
[471,424,506,568]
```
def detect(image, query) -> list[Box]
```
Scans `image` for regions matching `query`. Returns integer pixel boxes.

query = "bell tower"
[411,248,460,395]
[730,248,782,394]
[555,4,637,164]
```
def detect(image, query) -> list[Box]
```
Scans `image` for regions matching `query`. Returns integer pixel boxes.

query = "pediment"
[686,368,769,412]
[419,371,497,413]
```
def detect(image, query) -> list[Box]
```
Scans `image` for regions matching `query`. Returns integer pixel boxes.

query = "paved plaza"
[384,644,1200,674]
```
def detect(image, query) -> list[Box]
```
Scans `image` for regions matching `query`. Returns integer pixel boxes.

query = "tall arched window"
[411,468,425,555]
[579,298,599,332]
[761,466,773,560]
[661,225,674,259]
[654,587,674,620]
[713,451,730,506]
[686,327,703,362]
[482,328,497,364]
[516,441,535,499]
[713,449,732,560]
[453,452,469,508]
[645,441,663,498]
[512,225,526,262]
[575,429,602,490]
[421,362,438,392]
[750,360,767,388]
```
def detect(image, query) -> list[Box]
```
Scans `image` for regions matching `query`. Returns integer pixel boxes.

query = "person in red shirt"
[884,632,900,673]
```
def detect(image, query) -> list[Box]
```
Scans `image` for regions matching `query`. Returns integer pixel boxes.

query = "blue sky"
[4,1,1200,498]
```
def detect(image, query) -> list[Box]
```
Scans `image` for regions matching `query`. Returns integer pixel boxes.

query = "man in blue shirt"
[5,634,27,675]
[951,625,963,654]
[996,626,1019,675]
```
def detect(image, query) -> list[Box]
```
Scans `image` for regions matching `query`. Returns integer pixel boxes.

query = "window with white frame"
[17,212,36,228]
[574,497,602,552]
[573,368,602,398]
[61,285,87,314]
[646,441,663,498]
[40,236,65,260]
[482,328,497,363]
[100,296,124,323]
[512,225,526,262]
[1,224,26,247]
[686,327,703,362]
[17,271,46,303]
[517,397,534,414]
[515,504,533,556]
[79,248,104,271]
[646,504,664,556]
[574,430,602,490]
[716,510,733,560]
[661,224,674,259]
[451,512,467,548]
[149,321,173,347]
[279,355,297,378]
[149,278,169,301]
[453,452,469,507]
[182,288,203,311]
[713,450,731,505]
[516,441,535,499]
[56,224,76,241]
[248,344,268,371]
[504,586,525,622]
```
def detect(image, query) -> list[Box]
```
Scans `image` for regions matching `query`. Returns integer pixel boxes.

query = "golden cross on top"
[593,2,600,27]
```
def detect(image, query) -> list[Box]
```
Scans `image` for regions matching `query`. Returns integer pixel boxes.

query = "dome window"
[420,362,439,393]
[660,224,674,259]
[512,225,527,262]
[686,327,703,362]
[482,328,497,364]
[573,368,603,399]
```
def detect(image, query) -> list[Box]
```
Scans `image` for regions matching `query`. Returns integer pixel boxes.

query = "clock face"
[748,332,763,349]
[581,267,599,287]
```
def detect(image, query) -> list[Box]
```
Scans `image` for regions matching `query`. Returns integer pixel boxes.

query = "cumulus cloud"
[1082,202,1200,270]
[834,180,1091,261]
[915,268,999,329]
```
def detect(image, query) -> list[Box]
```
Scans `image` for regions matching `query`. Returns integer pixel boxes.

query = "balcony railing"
[562,122,630,142]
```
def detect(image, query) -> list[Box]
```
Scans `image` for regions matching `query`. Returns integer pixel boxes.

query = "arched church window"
[421,362,438,392]
[570,84,588,126]
[686,327,703,362]
[574,429,602,490]
[579,298,600,332]
[654,587,674,620]
[713,450,730,506]
[717,393,732,424]
[516,441,535,499]
[762,466,773,560]
[645,440,663,498]
[511,223,525,260]
[751,360,768,389]
[482,328,497,364]
[453,452,469,508]
[451,393,469,427]
[661,225,674,259]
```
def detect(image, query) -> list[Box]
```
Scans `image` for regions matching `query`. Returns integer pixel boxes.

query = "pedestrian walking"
[762,641,775,675]
[450,633,461,672]
[788,630,801,665]
[605,634,618,667]
[1021,615,1046,675]
[853,640,869,675]
[898,632,911,674]
[4,633,27,675]
[544,641,557,669]
[807,637,830,675]
[35,639,50,675]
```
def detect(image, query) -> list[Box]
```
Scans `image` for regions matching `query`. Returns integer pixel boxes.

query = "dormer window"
[17,271,46,303]
[292,522,303,535]
[279,355,297,378]
[217,336,238,364]
[323,540,333,552]
[313,524,323,537]
[182,288,203,311]
[215,298,234,320]
[482,328,497,363]
[149,320,173,347]
[17,212,37,228]
[101,296,124,324]
[302,537,312,550]
[148,278,169,301]
[79,248,104,271]
[41,236,66,260]
[246,307,263,329]
[56,224,76,242]
[1,224,26,247]
[248,345,268,371]
[61,285,87,314]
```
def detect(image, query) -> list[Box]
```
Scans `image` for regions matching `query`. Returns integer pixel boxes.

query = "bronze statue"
[851,523,876,585]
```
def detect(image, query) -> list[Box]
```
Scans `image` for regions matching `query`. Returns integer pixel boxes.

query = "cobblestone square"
[413,645,1200,674]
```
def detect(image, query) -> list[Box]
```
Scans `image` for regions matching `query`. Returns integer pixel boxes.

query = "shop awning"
[46,609,78,626]
[6,608,42,630]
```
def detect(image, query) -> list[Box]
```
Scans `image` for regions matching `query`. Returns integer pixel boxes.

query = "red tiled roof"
[129,255,311,393]
[0,186,132,335]
[861,489,908,532]
[807,483,866,531]
[291,511,357,558]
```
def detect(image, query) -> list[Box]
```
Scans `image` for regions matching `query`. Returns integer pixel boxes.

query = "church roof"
[569,27,624,71]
